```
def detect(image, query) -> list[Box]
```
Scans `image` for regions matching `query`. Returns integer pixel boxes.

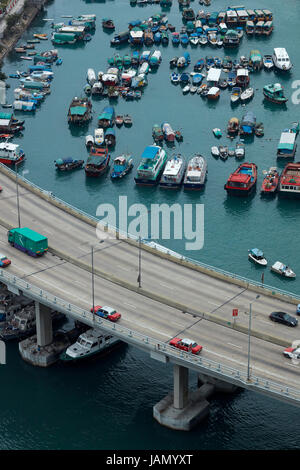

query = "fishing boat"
[170,72,180,84]
[277,131,297,158]
[175,130,183,141]
[227,117,239,135]
[235,142,245,159]
[183,154,207,190]
[115,115,123,127]
[84,147,110,176]
[60,328,122,363]
[231,87,242,105]
[219,145,228,160]
[245,20,255,35]
[224,162,257,196]
[236,69,249,88]
[240,111,256,135]
[263,55,274,71]
[152,124,164,142]
[271,262,296,278]
[87,68,96,86]
[102,18,115,30]
[261,167,279,195]
[211,146,219,157]
[67,97,92,125]
[159,154,186,189]
[123,114,132,126]
[248,248,267,266]
[263,83,288,104]
[162,122,175,142]
[249,49,263,71]
[55,158,84,171]
[227,71,236,88]
[278,162,300,198]
[198,34,208,45]
[272,48,292,72]
[98,106,115,128]
[0,142,25,165]
[207,87,220,100]
[85,135,94,147]
[111,154,133,179]
[104,128,116,147]
[134,145,167,186]
[171,32,180,45]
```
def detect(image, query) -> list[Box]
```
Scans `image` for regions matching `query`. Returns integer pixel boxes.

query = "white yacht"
[272,48,292,72]
[271,261,296,278]
[183,154,207,190]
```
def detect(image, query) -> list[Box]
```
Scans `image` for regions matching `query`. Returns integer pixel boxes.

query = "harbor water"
[0,0,300,450]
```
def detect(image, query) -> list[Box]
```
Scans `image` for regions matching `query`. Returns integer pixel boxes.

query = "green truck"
[8,228,48,257]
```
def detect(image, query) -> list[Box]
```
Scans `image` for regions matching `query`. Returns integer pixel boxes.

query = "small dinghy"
[182,85,190,94]
[271,262,296,278]
[85,135,94,148]
[263,55,274,71]
[55,158,84,171]
[190,85,197,94]
[170,72,180,84]
[219,146,228,160]
[213,128,222,138]
[248,248,267,266]
[123,114,132,126]
[235,142,245,159]
[115,115,124,126]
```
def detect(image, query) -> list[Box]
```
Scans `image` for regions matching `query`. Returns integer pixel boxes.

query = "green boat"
[114,53,123,69]
[134,145,167,186]
[263,83,288,104]
[123,54,131,68]
[249,49,263,71]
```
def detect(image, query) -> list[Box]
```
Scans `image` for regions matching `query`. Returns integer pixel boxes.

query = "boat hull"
[60,340,123,363]
[225,183,256,197]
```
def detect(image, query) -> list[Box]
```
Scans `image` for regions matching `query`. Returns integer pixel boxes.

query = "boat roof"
[250,248,264,257]
[237,68,248,76]
[207,68,221,82]
[229,174,250,183]
[141,145,160,160]
[278,132,296,148]
[274,47,289,57]
[0,142,19,151]
[70,106,87,116]
[208,87,220,94]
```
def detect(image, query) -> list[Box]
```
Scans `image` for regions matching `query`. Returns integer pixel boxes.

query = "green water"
[0,0,300,450]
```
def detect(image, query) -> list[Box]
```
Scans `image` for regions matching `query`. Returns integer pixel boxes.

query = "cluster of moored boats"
[248,249,296,279]
[83,48,162,101]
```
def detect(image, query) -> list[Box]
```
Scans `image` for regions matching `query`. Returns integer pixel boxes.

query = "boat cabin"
[254,9,264,21]
[226,10,238,26]
[262,9,272,21]
[206,67,221,86]
[277,132,297,158]
[263,21,273,35]
[236,9,248,24]
[255,21,264,35]
[217,11,226,24]
[279,163,300,197]
[246,9,256,21]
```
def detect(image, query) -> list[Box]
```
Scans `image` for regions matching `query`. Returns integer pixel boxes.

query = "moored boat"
[85,147,110,176]
[277,131,297,158]
[183,154,207,190]
[263,55,274,71]
[240,87,254,103]
[162,122,175,142]
[272,48,292,72]
[134,144,167,186]
[224,162,257,196]
[231,86,241,105]
[60,328,122,362]
[227,117,239,135]
[55,158,84,171]
[0,142,25,165]
[235,142,245,159]
[152,123,164,142]
[278,162,300,198]
[159,154,186,189]
[111,154,133,179]
[263,83,288,104]
[261,167,279,195]
[219,145,228,160]
[67,97,92,125]
[248,248,267,266]
[271,262,296,278]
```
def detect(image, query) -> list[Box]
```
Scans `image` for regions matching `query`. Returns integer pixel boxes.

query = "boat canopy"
[250,248,264,257]
[237,68,248,77]
[105,127,115,137]
[98,106,115,121]
[141,146,159,160]
[70,106,87,116]
[0,112,12,120]
[207,67,221,82]
[277,132,296,151]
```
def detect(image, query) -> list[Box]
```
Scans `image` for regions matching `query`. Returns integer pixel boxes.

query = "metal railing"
[1,162,299,303]
[1,268,299,404]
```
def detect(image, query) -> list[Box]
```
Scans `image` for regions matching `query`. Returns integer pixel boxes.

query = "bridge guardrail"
[0,268,299,403]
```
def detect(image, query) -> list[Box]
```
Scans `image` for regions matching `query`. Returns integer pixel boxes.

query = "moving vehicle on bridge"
[269,311,298,327]
[169,337,203,354]
[91,305,122,322]
[0,253,11,267]
[8,228,48,257]
[283,346,300,359]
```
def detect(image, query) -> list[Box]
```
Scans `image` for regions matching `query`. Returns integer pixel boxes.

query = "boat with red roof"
[224,162,257,196]
[261,167,279,196]
[84,147,110,176]
[278,162,300,198]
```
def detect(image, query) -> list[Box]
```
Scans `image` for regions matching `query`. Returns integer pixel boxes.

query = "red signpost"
[232,308,238,317]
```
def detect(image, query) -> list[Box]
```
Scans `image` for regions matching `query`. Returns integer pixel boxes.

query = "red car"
[169,337,202,355]
[0,253,11,268]
[90,305,121,322]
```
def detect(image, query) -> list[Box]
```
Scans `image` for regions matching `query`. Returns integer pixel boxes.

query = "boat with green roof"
[263,83,288,104]
[67,97,92,125]
[134,145,167,186]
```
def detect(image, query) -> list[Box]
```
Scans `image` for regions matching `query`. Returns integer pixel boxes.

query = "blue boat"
[183,51,191,64]
[154,31,162,44]
[194,58,204,71]
[104,127,116,147]
[98,106,115,128]
[172,32,180,45]
[192,73,204,85]
[131,51,140,67]
[180,33,189,46]
[111,154,133,179]
[186,21,195,34]
[55,157,84,171]
[240,111,256,135]
[180,72,190,84]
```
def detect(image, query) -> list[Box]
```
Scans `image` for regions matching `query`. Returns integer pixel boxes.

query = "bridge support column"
[153,364,212,431]
[35,302,53,347]
[198,373,239,394]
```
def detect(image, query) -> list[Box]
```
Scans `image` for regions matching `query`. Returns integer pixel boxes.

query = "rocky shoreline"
[0,2,46,65]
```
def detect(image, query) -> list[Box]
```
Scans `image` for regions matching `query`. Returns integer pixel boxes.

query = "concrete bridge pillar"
[153,364,211,431]
[173,364,189,409]
[35,302,53,347]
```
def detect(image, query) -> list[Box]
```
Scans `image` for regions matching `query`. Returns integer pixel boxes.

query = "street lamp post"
[247,294,260,381]
[137,236,142,288]
[91,245,95,320]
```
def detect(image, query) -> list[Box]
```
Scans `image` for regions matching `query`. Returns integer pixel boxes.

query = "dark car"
[269,311,298,327]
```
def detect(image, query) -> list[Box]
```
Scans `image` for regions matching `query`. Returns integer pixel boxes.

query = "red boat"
[224,162,257,196]
[84,147,110,176]
[278,162,300,198]
[261,167,279,195]
[0,142,25,165]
